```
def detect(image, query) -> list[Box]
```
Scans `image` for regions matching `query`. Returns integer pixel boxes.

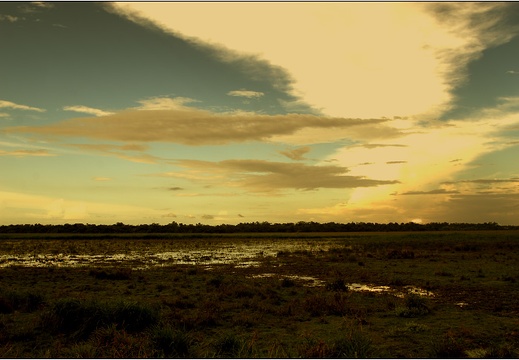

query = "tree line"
[0,221,516,234]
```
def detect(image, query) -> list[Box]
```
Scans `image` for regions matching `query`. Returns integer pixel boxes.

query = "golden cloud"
[279,146,311,161]
[164,159,399,193]
[68,143,158,164]
[6,107,396,145]
[0,149,55,157]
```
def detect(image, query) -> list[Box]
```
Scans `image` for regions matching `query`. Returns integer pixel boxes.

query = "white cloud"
[227,90,264,99]
[112,3,516,120]
[0,100,45,112]
[135,96,199,110]
[63,105,114,117]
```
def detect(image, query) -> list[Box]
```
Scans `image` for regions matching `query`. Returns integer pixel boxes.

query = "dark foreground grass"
[0,231,518,357]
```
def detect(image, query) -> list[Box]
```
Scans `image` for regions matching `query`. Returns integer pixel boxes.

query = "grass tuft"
[430,335,465,358]
[42,298,159,339]
[331,329,376,358]
[212,331,249,358]
[152,326,191,358]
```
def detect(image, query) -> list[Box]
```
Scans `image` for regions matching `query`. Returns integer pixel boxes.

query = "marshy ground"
[0,231,518,357]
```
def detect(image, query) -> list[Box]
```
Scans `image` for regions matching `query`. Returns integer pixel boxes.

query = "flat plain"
[0,231,518,358]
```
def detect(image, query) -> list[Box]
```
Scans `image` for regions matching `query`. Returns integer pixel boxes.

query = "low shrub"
[0,290,44,313]
[435,270,453,277]
[228,284,256,298]
[112,301,160,333]
[389,277,407,286]
[405,293,429,311]
[386,248,415,259]
[303,295,327,317]
[91,325,154,358]
[88,268,132,280]
[483,343,518,358]
[206,276,224,288]
[194,301,221,328]
[326,279,348,292]
[60,342,100,358]
[500,274,517,283]
[298,329,376,358]
[454,243,480,252]
[395,293,430,318]
[303,293,353,317]
[403,321,428,333]
[298,338,330,358]
[43,298,99,337]
[281,278,295,288]
[186,268,197,276]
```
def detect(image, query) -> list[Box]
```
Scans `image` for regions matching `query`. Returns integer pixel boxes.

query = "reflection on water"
[403,285,434,297]
[349,283,391,292]
[0,238,435,298]
[351,283,434,297]
[0,239,335,269]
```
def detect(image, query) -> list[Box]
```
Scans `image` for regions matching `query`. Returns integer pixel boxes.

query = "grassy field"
[0,231,518,358]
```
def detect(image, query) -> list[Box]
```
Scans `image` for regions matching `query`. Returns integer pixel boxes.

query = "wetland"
[0,231,518,357]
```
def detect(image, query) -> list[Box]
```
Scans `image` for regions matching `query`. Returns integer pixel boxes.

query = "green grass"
[0,231,518,357]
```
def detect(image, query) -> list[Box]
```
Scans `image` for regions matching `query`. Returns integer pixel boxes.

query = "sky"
[1,2,519,226]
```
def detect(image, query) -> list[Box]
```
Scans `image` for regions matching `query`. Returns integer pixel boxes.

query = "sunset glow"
[2,2,519,225]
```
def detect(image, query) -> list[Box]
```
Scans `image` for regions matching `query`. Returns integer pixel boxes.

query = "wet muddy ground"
[0,236,434,298]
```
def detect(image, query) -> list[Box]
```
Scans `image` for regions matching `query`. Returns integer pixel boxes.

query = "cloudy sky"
[2,2,519,225]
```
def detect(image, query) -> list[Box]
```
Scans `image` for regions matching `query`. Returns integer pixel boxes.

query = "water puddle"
[250,273,326,287]
[404,286,434,297]
[349,283,391,292]
[354,283,434,297]
[248,274,434,297]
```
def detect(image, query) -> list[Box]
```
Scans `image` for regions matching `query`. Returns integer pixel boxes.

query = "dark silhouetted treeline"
[0,221,516,234]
